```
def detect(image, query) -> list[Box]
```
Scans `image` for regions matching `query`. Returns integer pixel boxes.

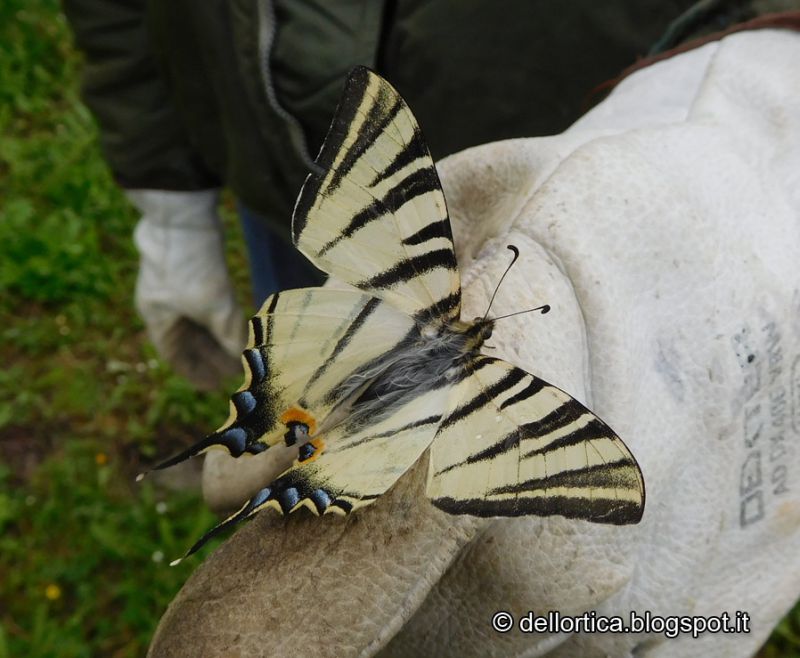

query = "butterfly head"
[471,317,494,342]
[444,316,495,352]
[457,304,550,352]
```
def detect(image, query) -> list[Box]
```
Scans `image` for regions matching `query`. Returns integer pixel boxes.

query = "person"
[60,0,771,390]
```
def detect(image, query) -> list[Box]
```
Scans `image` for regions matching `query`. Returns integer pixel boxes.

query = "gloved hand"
[151,28,800,657]
[128,189,247,391]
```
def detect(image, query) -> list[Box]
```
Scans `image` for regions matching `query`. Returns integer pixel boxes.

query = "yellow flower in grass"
[95,452,108,465]
[44,583,61,601]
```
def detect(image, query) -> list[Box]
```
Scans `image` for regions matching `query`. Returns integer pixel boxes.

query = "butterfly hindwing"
[427,357,645,524]
[292,66,461,327]
[246,382,448,514]
[150,287,415,471]
[175,372,450,561]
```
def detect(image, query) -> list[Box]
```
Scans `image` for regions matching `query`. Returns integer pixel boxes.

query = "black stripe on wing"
[371,128,427,186]
[438,367,527,431]
[302,296,382,397]
[318,166,443,256]
[488,461,643,496]
[431,493,644,525]
[249,291,279,347]
[521,417,610,459]
[251,290,280,344]
[434,397,589,477]
[293,66,394,238]
[326,414,443,454]
[499,377,546,409]
[356,248,456,290]
[413,290,462,325]
[402,218,453,247]
[327,77,402,192]
[292,68,369,238]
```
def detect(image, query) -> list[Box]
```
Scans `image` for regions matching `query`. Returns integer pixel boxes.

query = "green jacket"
[63,0,778,235]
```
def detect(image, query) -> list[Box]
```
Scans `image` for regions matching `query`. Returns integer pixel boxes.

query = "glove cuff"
[125,188,222,230]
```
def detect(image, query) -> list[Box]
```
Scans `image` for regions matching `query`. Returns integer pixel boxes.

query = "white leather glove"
[129,189,247,391]
[151,29,800,657]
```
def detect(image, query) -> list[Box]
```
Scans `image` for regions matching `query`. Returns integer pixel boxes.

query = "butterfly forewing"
[427,358,645,524]
[292,66,461,327]
[251,288,415,410]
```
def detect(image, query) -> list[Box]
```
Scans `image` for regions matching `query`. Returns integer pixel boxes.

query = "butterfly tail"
[168,470,341,564]
[138,424,267,480]
[170,485,274,565]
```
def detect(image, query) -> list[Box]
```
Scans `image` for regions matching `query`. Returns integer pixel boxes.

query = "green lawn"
[1,2,798,656]
[0,3,242,656]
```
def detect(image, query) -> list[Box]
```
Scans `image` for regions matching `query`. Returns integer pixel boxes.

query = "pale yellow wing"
[173,375,449,563]
[150,287,415,471]
[292,66,460,328]
[427,357,645,524]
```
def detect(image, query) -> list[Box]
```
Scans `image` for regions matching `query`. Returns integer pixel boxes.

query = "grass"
[0,2,798,656]
[0,2,245,656]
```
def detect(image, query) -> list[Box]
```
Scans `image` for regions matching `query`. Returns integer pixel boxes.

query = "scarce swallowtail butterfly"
[148,67,645,563]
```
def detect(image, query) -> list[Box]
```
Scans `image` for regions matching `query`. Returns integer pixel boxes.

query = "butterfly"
[148,66,645,564]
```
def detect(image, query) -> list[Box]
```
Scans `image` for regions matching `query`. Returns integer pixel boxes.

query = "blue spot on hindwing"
[279,487,300,512]
[232,390,257,417]
[250,487,272,508]
[219,427,248,455]
[309,488,331,513]
[244,349,266,384]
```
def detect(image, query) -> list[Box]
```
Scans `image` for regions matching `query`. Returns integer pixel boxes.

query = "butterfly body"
[284,314,494,463]
[155,67,645,564]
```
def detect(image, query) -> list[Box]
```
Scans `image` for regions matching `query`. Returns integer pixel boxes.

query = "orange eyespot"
[280,407,318,435]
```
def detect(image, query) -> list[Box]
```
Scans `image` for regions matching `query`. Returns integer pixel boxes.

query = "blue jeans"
[238,204,325,308]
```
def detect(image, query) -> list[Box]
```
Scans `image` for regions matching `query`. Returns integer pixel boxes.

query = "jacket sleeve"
[62,0,219,190]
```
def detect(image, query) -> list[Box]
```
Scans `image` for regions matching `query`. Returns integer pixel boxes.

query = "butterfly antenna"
[492,305,551,321]
[482,245,521,321]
